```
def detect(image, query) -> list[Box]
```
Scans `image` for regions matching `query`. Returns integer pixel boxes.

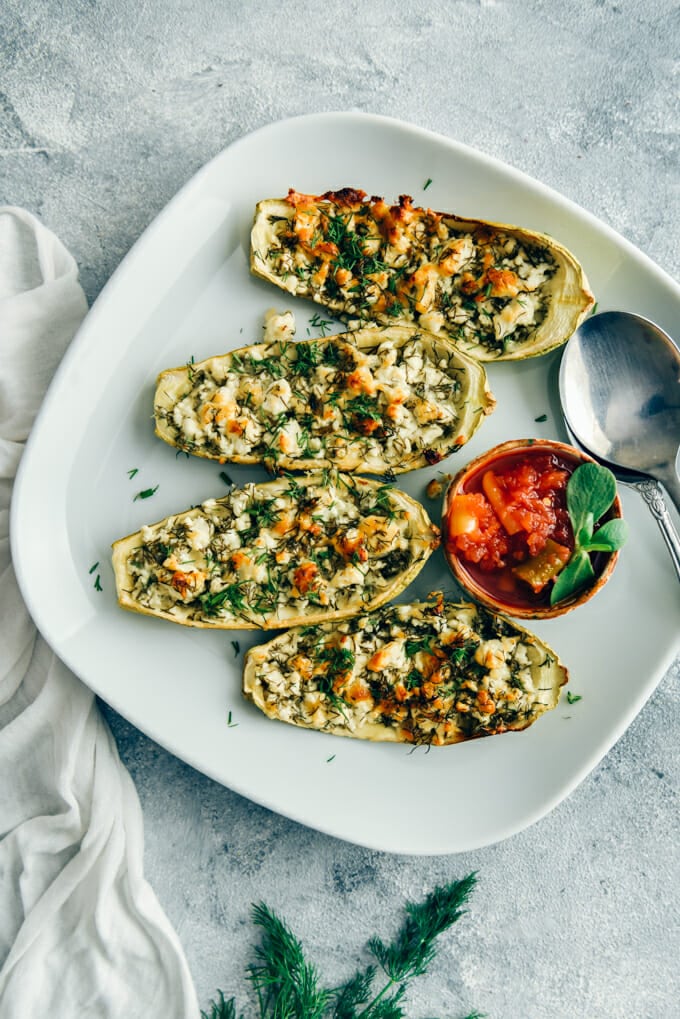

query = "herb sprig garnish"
[201,875,480,1019]
[550,463,628,605]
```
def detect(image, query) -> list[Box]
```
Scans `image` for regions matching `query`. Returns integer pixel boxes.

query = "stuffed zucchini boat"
[250,188,595,362]
[154,324,494,473]
[243,597,568,745]
[112,472,440,630]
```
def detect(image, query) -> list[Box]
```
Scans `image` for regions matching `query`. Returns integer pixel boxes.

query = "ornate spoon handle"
[624,477,680,582]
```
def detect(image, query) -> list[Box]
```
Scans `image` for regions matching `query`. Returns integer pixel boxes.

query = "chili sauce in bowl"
[442,439,622,619]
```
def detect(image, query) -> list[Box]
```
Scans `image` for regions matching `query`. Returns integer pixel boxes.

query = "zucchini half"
[154,324,494,473]
[243,598,568,744]
[112,472,440,630]
[250,189,595,362]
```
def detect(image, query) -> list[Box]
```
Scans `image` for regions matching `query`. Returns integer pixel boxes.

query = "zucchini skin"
[112,473,440,630]
[154,324,494,474]
[243,598,569,744]
[250,189,595,362]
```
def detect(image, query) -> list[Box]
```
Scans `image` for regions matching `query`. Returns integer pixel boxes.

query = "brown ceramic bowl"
[442,438,623,620]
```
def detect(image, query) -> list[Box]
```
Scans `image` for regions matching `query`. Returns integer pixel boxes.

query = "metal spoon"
[559,310,680,580]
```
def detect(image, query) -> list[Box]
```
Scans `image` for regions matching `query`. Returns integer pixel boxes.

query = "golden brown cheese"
[250,189,595,362]
[153,324,494,473]
[112,473,440,629]
[243,598,568,744]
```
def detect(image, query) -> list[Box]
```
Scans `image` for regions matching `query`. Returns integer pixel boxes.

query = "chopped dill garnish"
[226,710,238,728]
[127,468,139,479]
[371,484,396,519]
[317,645,355,675]
[89,561,99,574]
[134,485,159,501]
[534,413,548,423]
[201,582,247,617]
[405,669,422,690]
[220,470,234,486]
[344,394,383,427]
[231,640,240,658]
[566,691,582,704]
[292,341,321,375]
[94,574,103,592]
[308,312,334,337]
[247,498,280,530]
[283,473,305,500]
[405,635,433,658]
[423,177,433,190]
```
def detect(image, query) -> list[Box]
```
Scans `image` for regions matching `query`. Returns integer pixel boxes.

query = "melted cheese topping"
[154,326,493,473]
[244,600,567,744]
[117,474,439,627]
[251,189,558,359]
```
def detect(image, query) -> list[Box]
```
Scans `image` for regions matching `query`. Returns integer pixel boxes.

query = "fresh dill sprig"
[201,990,243,1019]
[248,902,331,1019]
[205,876,480,1018]
[367,874,477,985]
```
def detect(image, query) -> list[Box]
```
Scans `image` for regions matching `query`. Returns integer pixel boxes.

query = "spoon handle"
[624,478,680,582]
[657,468,680,519]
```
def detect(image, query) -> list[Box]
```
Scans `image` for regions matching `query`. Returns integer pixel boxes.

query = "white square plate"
[11,113,680,854]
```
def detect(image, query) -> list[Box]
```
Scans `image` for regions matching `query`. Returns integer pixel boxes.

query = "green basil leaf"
[550,550,595,605]
[583,517,629,552]
[567,463,617,539]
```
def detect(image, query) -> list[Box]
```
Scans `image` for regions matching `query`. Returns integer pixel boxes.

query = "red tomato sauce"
[445,451,576,608]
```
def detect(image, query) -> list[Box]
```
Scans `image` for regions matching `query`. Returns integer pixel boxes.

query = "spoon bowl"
[559,310,680,582]
[558,310,680,511]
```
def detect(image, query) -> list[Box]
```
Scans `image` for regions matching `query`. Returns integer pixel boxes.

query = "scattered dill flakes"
[94,574,103,592]
[326,755,336,763]
[308,312,334,337]
[89,561,99,574]
[423,177,433,190]
[220,470,234,487]
[227,711,238,728]
[566,691,582,704]
[127,468,139,479]
[231,640,240,657]
[134,485,159,501]
[534,413,548,423]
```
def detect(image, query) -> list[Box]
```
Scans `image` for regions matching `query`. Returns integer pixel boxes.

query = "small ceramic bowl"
[441,438,623,620]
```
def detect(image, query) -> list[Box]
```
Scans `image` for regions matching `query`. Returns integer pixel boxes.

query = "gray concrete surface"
[2,1,679,1015]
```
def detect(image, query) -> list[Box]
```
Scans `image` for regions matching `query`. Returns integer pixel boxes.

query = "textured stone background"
[2,1,679,1016]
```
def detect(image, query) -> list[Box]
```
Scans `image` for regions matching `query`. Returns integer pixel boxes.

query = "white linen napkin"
[0,208,200,1018]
